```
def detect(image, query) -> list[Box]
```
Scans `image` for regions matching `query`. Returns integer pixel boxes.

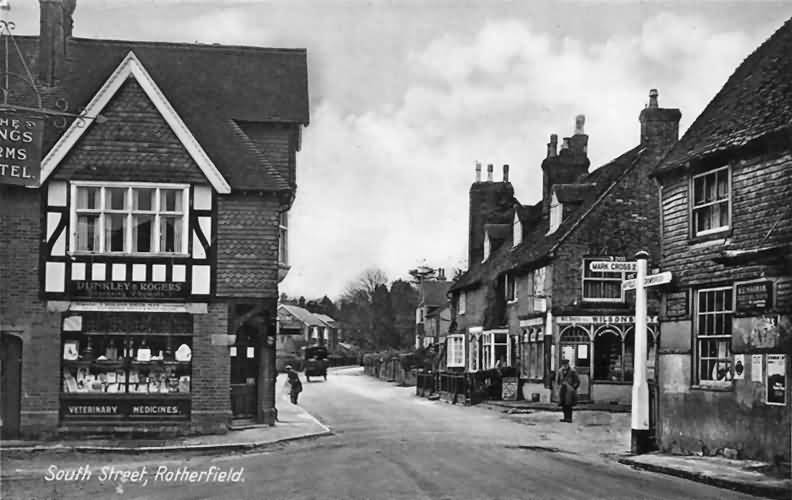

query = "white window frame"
[548,192,562,234]
[446,334,466,368]
[69,181,189,256]
[506,274,518,303]
[469,334,480,372]
[691,166,731,237]
[458,291,467,315]
[582,257,627,303]
[481,330,511,370]
[695,286,735,385]
[278,211,289,266]
[512,211,522,247]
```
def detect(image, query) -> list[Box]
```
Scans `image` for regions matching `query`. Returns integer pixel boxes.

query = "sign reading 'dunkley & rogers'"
[69,280,187,300]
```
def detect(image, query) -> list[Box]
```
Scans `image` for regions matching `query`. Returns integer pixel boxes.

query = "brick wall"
[52,79,208,185]
[191,302,231,433]
[552,153,663,315]
[215,194,281,298]
[1,185,61,437]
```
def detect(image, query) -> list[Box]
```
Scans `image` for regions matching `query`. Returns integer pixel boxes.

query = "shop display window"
[61,332,192,395]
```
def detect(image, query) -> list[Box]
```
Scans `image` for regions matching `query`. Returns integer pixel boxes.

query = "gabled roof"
[314,313,338,327]
[30,36,308,192]
[279,304,325,327]
[450,146,644,292]
[41,51,231,192]
[654,17,792,176]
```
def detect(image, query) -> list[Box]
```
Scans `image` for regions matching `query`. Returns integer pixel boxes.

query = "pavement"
[617,454,791,500]
[429,386,791,499]
[0,377,331,457]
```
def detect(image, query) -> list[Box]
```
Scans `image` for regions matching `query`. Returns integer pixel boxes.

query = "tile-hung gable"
[651,17,792,463]
[0,1,309,438]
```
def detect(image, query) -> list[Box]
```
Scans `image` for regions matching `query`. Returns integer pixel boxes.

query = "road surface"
[1,367,761,500]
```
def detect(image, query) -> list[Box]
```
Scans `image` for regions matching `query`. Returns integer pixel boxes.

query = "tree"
[371,283,396,349]
[336,268,389,350]
[391,279,419,348]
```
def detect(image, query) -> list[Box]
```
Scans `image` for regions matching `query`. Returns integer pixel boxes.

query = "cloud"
[281,11,771,299]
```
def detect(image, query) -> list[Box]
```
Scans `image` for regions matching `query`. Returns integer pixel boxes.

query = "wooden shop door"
[230,324,258,419]
[1,334,22,438]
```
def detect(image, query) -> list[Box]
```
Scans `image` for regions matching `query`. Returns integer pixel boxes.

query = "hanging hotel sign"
[0,112,43,187]
[69,280,188,300]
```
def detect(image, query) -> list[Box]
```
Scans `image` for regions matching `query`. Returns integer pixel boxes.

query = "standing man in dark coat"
[556,359,580,422]
[285,365,303,404]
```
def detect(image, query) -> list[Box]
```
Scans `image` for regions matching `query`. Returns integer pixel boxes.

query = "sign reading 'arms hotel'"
[0,113,44,187]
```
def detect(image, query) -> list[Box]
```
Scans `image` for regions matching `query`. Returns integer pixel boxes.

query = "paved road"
[2,367,761,500]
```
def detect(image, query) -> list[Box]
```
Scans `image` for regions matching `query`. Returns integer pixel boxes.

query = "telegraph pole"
[631,250,650,454]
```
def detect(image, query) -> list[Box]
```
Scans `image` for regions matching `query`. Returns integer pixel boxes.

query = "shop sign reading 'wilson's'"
[0,112,44,187]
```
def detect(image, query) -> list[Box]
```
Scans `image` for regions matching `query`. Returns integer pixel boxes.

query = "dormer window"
[512,212,522,247]
[548,191,562,234]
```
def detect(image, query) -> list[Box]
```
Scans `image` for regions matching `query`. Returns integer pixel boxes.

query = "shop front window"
[482,332,510,370]
[593,328,622,381]
[61,313,192,420]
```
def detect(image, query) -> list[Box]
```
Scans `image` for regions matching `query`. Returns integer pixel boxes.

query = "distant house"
[415,273,452,348]
[278,304,327,344]
[651,18,792,462]
[314,313,340,350]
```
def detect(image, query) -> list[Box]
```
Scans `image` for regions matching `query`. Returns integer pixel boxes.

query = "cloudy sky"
[9,1,792,298]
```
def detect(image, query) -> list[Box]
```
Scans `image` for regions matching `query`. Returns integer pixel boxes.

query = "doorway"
[559,326,591,401]
[1,334,22,439]
[230,322,258,419]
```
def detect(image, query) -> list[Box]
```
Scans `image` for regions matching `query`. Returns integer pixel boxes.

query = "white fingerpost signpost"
[631,251,650,454]
[590,253,671,454]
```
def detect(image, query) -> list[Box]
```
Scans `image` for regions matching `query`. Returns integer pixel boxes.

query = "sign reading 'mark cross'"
[0,112,44,187]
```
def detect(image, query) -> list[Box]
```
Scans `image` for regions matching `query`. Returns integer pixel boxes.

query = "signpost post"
[590,254,672,454]
[631,251,650,454]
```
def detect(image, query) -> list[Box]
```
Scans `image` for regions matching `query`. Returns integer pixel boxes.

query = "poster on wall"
[751,354,763,382]
[733,354,745,380]
[562,345,575,366]
[766,354,786,406]
[578,344,588,360]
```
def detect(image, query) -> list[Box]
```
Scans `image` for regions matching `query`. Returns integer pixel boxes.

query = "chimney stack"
[639,88,681,151]
[546,134,558,158]
[475,161,482,182]
[502,164,509,182]
[487,164,493,182]
[437,268,446,280]
[574,114,585,135]
[39,0,76,85]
